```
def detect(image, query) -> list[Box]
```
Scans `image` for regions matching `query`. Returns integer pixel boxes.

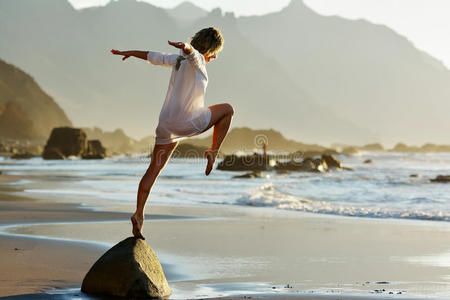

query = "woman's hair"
[189,27,224,57]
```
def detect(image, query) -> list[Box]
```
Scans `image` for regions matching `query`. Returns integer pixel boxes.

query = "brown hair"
[189,27,224,57]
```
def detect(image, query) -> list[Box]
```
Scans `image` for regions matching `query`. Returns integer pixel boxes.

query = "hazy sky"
[68,0,450,68]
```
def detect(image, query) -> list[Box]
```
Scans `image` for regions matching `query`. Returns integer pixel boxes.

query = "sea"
[1,151,450,222]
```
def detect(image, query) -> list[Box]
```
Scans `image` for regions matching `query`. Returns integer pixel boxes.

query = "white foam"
[236,183,450,221]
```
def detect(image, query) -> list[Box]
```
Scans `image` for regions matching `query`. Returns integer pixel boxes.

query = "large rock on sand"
[81,237,171,299]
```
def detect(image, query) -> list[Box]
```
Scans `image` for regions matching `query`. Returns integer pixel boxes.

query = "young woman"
[111,27,234,239]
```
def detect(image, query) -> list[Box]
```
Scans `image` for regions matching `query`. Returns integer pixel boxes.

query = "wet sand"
[0,174,450,299]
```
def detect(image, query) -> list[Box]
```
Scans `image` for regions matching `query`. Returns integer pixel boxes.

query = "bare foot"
[204,149,218,176]
[131,213,145,240]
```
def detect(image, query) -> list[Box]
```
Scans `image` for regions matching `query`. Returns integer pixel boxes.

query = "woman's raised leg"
[201,103,234,175]
[131,141,178,239]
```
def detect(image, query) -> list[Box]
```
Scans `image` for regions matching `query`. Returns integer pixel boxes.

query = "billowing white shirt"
[147,47,211,145]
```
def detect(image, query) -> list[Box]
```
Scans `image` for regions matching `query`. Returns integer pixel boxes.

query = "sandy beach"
[0,173,449,300]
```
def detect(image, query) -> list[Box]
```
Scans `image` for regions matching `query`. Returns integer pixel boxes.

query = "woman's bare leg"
[131,141,178,239]
[201,103,234,175]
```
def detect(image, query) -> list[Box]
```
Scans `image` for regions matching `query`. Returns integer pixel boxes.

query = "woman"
[111,27,234,239]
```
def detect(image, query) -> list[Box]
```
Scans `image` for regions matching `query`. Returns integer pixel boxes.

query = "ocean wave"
[160,175,185,179]
[235,183,450,222]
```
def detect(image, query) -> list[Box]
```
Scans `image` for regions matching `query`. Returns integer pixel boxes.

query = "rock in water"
[431,175,450,183]
[321,154,342,169]
[81,237,171,298]
[42,127,87,159]
[82,139,106,159]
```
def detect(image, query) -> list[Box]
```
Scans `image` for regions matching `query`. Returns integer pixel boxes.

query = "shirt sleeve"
[186,47,205,70]
[147,51,178,68]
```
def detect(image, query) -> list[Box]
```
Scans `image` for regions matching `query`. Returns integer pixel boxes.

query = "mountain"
[0,58,72,139]
[167,1,208,24]
[0,0,375,145]
[180,127,329,154]
[82,127,154,154]
[237,0,450,145]
[0,0,448,145]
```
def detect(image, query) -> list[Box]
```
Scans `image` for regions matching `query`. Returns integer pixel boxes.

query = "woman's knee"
[224,103,235,116]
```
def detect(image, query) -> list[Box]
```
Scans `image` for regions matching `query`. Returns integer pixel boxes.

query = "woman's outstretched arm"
[111,48,179,68]
[111,49,147,61]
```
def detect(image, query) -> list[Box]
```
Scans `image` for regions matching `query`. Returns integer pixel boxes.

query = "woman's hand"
[111,49,130,61]
[168,41,192,55]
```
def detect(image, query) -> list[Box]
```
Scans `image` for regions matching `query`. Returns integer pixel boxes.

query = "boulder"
[313,158,328,172]
[217,154,273,171]
[11,152,34,159]
[300,158,317,172]
[321,154,342,169]
[81,237,171,299]
[43,127,87,159]
[341,146,360,155]
[363,159,372,164]
[430,175,450,183]
[233,171,265,179]
[361,143,384,151]
[82,139,106,159]
[42,147,65,159]
[274,159,304,172]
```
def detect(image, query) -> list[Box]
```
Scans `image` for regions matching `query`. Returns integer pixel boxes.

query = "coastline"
[0,173,450,299]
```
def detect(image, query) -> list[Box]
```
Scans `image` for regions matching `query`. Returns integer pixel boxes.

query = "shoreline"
[1,173,450,299]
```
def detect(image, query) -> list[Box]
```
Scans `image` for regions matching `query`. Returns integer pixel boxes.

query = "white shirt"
[147,47,211,144]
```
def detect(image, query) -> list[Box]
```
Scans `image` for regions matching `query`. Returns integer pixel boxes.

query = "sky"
[68,0,450,69]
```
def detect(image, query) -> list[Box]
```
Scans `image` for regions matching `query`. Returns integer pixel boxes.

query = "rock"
[321,154,342,169]
[275,156,341,173]
[41,147,65,159]
[410,174,420,178]
[420,143,450,152]
[43,127,87,160]
[82,140,106,159]
[233,171,265,179]
[363,159,372,164]
[217,154,273,171]
[11,152,34,159]
[390,143,420,152]
[430,175,450,183]
[274,159,304,172]
[361,143,384,151]
[341,146,360,155]
[81,237,171,299]
[313,158,328,172]
[300,158,317,172]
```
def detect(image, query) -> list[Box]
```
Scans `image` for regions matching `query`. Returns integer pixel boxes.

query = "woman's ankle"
[133,211,144,219]
[206,148,219,154]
